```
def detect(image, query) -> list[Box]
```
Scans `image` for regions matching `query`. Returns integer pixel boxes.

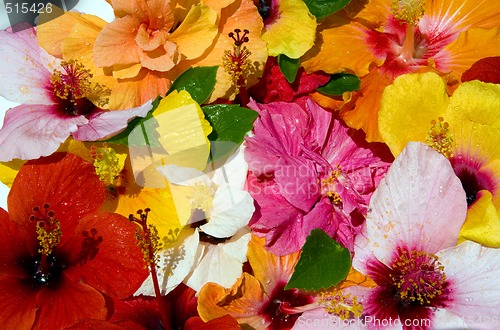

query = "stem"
[400,23,415,63]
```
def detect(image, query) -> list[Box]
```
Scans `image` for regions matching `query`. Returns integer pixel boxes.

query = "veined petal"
[0,104,87,162]
[72,99,152,141]
[353,143,467,271]
[262,0,316,58]
[379,72,449,157]
[0,277,38,330]
[302,17,379,76]
[0,27,53,104]
[437,241,500,324]
[438,28,500,77]
[169,4,218,60]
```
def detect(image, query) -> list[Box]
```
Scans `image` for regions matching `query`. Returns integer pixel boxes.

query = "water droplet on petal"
[85,42,90,46]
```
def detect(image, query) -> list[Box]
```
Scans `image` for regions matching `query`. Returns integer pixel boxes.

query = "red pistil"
[223,29,252,106]
[129,208,171,330]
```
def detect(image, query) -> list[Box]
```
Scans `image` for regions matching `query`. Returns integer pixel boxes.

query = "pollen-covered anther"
[391,0,425,25]
[322,166,343,206]
[319,290,363,320]
[390,250,446,305]
[223,28,252,87]
[30,203,62,255]
[91,144,127,187]
[426,117,454,159]
[129,208,162,268]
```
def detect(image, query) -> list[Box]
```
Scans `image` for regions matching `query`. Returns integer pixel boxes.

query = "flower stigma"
[319,290,363,320]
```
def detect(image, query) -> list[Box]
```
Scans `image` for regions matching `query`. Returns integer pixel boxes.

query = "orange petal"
[440,28,500,78]
[338,268,377,290]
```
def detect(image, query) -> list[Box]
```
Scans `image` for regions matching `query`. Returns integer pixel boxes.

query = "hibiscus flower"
[0,152,147,329]
[301,0,500,141]
[352,142,500,329]
[378,72,500,247]
[245,98,391,255]
[0,25,152,162]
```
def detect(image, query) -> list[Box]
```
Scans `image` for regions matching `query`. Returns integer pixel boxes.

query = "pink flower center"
[451,156,496,206]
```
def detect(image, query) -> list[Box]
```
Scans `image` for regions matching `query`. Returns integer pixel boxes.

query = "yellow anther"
[36,217,62,255]
[91,145,127,187]
[426,117,454,159]
[188,182,217,215]
[391,0,425,25]
[319,290,363,320]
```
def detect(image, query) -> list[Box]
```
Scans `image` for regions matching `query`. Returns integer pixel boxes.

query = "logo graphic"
[3,0,79,32]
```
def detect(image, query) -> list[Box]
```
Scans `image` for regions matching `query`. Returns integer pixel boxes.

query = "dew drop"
[18,85,29,94]
[85,42,90,46]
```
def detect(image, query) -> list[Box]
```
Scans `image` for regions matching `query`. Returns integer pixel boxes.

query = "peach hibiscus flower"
[301,0,500,142]
[37,0,267,109]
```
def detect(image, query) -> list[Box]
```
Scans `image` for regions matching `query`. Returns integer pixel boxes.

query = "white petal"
[431,309,468,329]
[200,186,254,238]
[210,145,249,189]
[134,230,202,296]
[354,142,467,268]
[158,164,212,187]
[221,227,252,262]
[185,229,251,292]
[437,241,500,326]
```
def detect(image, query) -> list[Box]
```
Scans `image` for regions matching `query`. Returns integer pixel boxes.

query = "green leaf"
[278,54,301,83]
[105,96,161,147]
[202,104,258,161]
[304,0,351,20]
[317,73,360,96]
[167,66,218,104]
[285,229,351,291]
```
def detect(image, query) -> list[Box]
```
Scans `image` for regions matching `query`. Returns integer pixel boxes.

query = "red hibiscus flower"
[0,153,148,330]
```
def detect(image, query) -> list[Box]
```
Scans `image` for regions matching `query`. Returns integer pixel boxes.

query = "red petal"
[8,153,106,247]
[110,296,165,329]
[461,57,500,84]
[34,274,107,330]
[0,276,38,330]
[184,315,240,330]
[0,208,31,277]
[65,319,124,330]
[63,212,148,298]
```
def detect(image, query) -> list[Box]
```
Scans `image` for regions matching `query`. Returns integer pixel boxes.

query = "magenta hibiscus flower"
[0,25,152,162]
[244,98,391,255]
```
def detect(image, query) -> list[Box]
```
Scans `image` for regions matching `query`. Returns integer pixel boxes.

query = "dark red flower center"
[366,247,451,327]
[451,156,496,206]
[260,284,314,329]
[50,59,110,117]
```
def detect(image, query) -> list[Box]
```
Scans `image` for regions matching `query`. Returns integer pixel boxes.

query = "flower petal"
[0,27,53,104]
[262,0,316,58]
[0,277,38,330]
[0,104,87,162]
[379,72,449,157]
[72,100,152,141]
[353,142,467,270]
[437,241,500,325]
[63,212,148,299]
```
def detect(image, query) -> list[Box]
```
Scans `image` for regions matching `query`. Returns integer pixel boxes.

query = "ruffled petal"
[437,241,500,325]
[0,277,38,330]
[169,4,218,60]
[72,99,152,141]
[0,104,87,162]
[34,275,107,330]
[8,153,106,247]
[379,72,449,157]
[353,142,467,271]
[0,27,53,104]
[62,212,148,299]
[438,28,500,77]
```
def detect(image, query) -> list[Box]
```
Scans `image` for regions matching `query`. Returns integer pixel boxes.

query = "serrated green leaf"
[304,0,351,20]
[167,66,218,104]
[285,229,351,291]
[202,104,258,161]
[278,54,301,83]
[317,73,360,96]
[104,96,161,147]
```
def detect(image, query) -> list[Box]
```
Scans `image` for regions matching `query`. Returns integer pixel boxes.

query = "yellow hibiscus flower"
[378,72,500,247]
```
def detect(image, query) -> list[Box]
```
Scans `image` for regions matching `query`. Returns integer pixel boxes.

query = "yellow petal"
[459,190,500,247]
[378,72,449,157]
[262,0,316,58]
[445,80,500,160]
[441,28,500,78]
[169,4,219,60]
[0,160,24,188]
[128,90,212,188]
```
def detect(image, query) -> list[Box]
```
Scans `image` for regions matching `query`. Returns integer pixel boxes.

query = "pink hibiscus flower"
[0,25,152,162]
[244,98,391,255]
[352,142,500,329]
